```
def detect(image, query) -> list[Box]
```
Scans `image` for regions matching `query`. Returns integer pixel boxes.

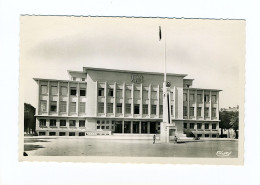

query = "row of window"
[39,119,86,127]
[187,133,218,138]
[71,77,86,82]
[39,131,86,136]
[184,123,217,130]
[183,93,217,103]
[40,101,86,113]
[98,88,171,100]
[41,85,86,96]
[183,107,217,117]
[98,103,174,115]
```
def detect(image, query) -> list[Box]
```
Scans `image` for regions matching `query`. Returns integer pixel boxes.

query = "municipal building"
[34,67,221,138]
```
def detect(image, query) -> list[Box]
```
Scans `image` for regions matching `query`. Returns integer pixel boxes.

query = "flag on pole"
[159,26,162,41]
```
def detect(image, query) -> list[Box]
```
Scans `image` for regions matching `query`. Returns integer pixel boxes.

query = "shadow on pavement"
[24,144,45,151]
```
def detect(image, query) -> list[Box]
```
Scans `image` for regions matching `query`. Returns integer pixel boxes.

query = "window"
[107,103,113,113]
[50,101,57,112]
[212,134,217,138]
[70,102,76,113]
[69,120,76,127]
[98,102,104,113]
[39,119,46,126]
[183,93,187,101]
[106,121,109,124]
[159,91,163,99]
[170,92,174,100]
[190,123,194,129]
[205,123,209,129]
[61,86,67,96]
[59,132,66,136]
[51,86,58,95]
[97,126,100,129]
[40,100,47,112]
[151,105,157,115]
[190,94,194,102]
[72,77,76,81]
[106,126,109,129]
[143,104,148,114]
[184,123,187,129]
[41,85,48,94]
[79,132,85,136]
[183,106,187,116]
[134,104,140,114]
[205,134,209,138]
[49,132,56,136]
[197,94,202,102]
[97,120,100,124]
[79,102,85,113]
[125,104,131,114]
[79,120,85,127]
[197,123,202,129]
[151,91,157,99]
[204,95,209,102]
[125,89,131,98]
[190,107,194,116]
[204,107,209,117]
[70,88,77,96]
[81,78,85,81]
[39,132,46,136]
[197,107,202,117]
[101,120,105,124]
[108,88,114,96]
[59,101,67,112]
[212,123,217,130]
[134,90,140,99]
[116,103,122,113]
[50,119,56,127]
[101,126,105,129]
[116,89,122,98]
[212,95,217,103]
[80,89,86,96]
[143,90,148,99]
[60,120,66,127]
[171,105,174,115]
[98,88,104,96]
[212,108,216,117]
[69,132,75,136]
[160,105,163,115]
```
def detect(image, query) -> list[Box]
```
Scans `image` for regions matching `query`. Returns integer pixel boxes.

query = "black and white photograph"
[20,16,244,164]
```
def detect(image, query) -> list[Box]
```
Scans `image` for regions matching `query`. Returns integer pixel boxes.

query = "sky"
[20,16,245,109]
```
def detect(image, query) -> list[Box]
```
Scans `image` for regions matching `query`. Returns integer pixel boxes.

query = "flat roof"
[83,67,187,77]
[33,78,87,83]
[184,87,222,92]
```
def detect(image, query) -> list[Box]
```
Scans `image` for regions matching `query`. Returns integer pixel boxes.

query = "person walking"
[174,136,178,144]
[153,134,156,144]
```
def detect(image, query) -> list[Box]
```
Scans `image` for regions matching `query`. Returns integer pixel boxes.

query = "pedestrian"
[174,136,178,144]
[153,134,156,144]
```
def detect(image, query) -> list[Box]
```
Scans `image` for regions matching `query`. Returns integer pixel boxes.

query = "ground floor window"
[79,120,85,127]
[69,132,75,136]
[212,134,217,138]
[39,132,46,136]
[59,132,66,136]
[133,122,139,133]
[114,121,122,133]
[141,122,148,133]
[49,132,56,136]
[39,119,46,127]
[79,132,85,136]
[205,134,209,137]
[60,120,66,127]
[124,121,131,133]
[50,119,56,127]
[184,123,187,129]
[197,134,202,137]
[69,120,76,127]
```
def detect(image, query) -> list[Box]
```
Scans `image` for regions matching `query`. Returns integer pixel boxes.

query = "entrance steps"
[112,134,159,140]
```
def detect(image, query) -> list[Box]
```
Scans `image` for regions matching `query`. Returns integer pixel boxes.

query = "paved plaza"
[24,137,238,158]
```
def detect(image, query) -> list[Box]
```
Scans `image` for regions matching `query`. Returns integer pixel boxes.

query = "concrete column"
[187,88,190,119]
[195,89,197,119]
[37,80,40,115]
[130,121,133,133]
[139,121,141,134]
[140,84,143,116]
[95,81,98,116]
[217,92,220,120]
[122,121,124,134]
[131,84,134,116]
[47,81,50,115]
[148,84,151,117]
[114,82,117,116]
[148,122,150,134]
[76,82,80,115]
[104,82,107,115]
[202,90,205,119]
[123,83,125,117]
[57,81,60,116]
[157,85,160,117]
[209,91,212,120]
[67,82,70,116]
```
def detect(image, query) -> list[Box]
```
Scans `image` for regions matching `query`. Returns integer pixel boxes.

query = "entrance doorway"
[150,122,156,134]
[141,122,148,133]
[114,121,122,133]
[133,122,139,133]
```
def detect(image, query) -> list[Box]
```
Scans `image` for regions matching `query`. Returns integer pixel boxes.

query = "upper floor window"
[212,95,217,103]
[98,88,104,96]
[70,102,76,113]
[197,123,202,129]
[190,107,194,116]
[60,120,66,127]
[61,86,67,96]
[59,101,67,112]
[39,119,46,126]
[125,89,131,98]
[41,85,48,94]
[50,119,56,127]
[143,90,148,99]
[72,77,76,81]
[51,86,58,95]
[80,89,86,96]
[79,120,85,127]
[134,104,140,114]
[183,123,187,129]
[151,105,157,115]
[204,107,209,117]
[197,107,202,117]
[50,101,57,112]
[70,88,77,96]
[197,94,202,102]
[79,102,85,113]
[151,91,157,99]
[69,120,76,127]
[108,88,114,97]
[98,102,104,113]
[81,78,85,81]
[125,104,131,114]
[116,89,123,98]
[143,104,148,114]
[40,100,47,112]
[171,105,174,116]
[116,103,122,113]
[134,90,140,99]
[190,123,195,129]
[183,93,187,101]
[204,95,209,102]
[160,105,163,115]
[205,123,209,129]
[212,108,217,117]
[212,123,217,130]
[107,103,113,113]
[190,94,194,102]
[183,106,187,116]
[159,91,163,99]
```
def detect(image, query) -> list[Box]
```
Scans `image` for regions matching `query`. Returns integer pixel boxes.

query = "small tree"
[230,111,239,139]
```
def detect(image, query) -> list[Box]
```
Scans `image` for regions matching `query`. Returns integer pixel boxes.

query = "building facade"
[34,67,221,138]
